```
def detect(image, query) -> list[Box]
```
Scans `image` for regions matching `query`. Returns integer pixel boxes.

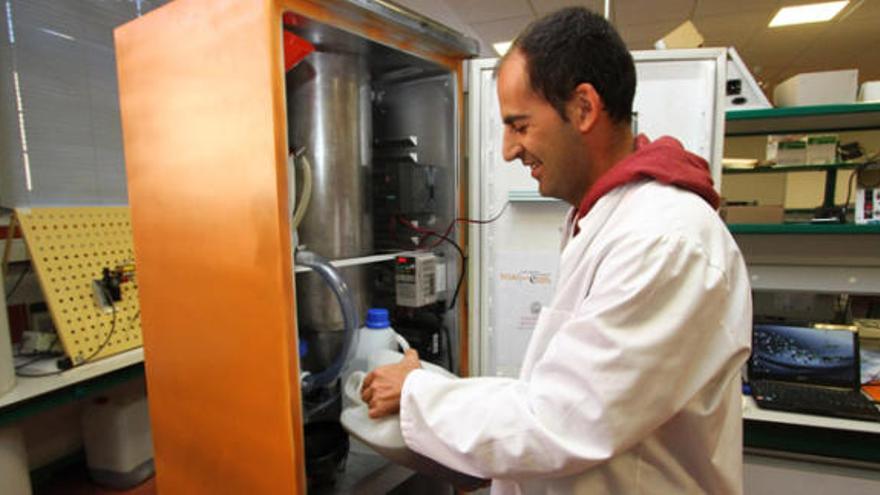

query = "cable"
[290,148,313,230]
[396,204,509,310]
[396,215,467,310]
[15,302,140,378]
[80,292,118,364]
[427,202,510,250]
[81,295,141,365]
[4,263,30,302]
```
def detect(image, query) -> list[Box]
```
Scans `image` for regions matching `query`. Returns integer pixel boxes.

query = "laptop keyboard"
[751,380,880,422]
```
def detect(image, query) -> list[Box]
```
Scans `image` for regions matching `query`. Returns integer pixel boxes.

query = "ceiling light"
[493,41,512,56]
[769,1,849,27]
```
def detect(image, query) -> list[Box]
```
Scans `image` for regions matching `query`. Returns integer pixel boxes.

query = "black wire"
[80,291,119,364]
[15,298,140,377]
[4,263,30,302]
[402,225,466,311]
[447,259,467,311]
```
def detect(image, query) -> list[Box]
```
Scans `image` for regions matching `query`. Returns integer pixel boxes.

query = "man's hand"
[361,349,421,418]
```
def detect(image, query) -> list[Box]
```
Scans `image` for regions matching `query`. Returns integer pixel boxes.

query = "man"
[362,7,751,494]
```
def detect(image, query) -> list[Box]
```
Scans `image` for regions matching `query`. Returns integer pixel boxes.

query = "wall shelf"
[293,252,411,273]
[726,103,880,136]
[723,162,861,175]
[727,223,880,235]
[507,190,560,202]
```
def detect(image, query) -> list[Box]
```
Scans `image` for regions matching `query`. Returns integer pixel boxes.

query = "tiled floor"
[35,462,156,495]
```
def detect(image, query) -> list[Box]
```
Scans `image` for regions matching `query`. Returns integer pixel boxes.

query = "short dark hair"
[508,7,635,124]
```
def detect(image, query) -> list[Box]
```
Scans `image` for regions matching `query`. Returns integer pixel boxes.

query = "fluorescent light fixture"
[769,1,848,27]
[493,41,512,56]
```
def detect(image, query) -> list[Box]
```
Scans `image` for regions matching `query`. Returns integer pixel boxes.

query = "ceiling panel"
[470,14,535,44]
[695,0,779,18]
[696,12,769,50]
[443,0,533,24]
[616,18,684,48]
[613,0,695,24]
[791,17,879,68]
[442,0,880,91]
[740,23,831,69]
[528,0,604,15]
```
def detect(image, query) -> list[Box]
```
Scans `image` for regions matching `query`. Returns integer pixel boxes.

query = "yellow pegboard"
[15,207,141,365]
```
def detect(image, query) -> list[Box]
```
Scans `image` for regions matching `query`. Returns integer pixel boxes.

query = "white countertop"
[0,347,144,410]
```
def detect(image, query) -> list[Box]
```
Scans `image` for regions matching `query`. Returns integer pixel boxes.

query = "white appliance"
[467,49,728,377]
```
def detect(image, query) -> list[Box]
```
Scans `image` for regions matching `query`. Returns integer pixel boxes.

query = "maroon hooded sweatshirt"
[572,134,720,236]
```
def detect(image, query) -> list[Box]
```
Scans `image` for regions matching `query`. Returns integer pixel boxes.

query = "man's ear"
[568,82,602,133]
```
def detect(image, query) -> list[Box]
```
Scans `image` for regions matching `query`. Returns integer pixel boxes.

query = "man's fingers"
[363,371,375,388]
[404,348,419,361]
[361,385,373,403]
[367,400,396,419]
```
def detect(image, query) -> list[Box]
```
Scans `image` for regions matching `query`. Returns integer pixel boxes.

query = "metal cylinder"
[288,50,372,334]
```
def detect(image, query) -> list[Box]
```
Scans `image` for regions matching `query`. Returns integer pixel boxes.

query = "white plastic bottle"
[349,308,400,375]
[343,308,410,455]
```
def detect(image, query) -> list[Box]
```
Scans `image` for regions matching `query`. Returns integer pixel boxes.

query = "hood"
[573,134,719,235]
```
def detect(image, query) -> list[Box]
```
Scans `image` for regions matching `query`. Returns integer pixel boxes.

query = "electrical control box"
[373,160,443,251]
[395,252,438,308]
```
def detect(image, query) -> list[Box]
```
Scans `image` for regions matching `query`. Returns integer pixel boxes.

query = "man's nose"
[502,130,523,162]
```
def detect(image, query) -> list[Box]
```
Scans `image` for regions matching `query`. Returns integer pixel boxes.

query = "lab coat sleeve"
[398,233,747,480]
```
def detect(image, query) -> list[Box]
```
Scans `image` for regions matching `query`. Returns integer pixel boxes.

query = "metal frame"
[630,48,728,189]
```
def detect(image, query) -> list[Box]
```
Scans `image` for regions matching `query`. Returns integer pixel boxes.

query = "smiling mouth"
[524,161,542,179]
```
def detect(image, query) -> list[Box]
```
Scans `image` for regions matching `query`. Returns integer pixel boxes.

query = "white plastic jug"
[347,308,409,377]
[340,349,487,491]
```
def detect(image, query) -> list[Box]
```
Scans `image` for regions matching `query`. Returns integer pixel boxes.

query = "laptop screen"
[749,324,859,389]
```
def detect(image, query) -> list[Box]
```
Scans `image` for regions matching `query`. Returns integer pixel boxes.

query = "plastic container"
[0,426,32,495]
[347,308,405,376]
[82,388,154,489]
[343,308,408,455]
[0,280,15,397]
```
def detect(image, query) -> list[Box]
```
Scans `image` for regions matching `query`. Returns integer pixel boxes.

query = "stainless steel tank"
[288,48,372,340]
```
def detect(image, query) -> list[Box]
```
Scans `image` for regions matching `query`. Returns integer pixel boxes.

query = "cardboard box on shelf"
[766,135,806,166]
[773,69,858,107]
[806,135,838,164]
[653,20,703,50]
[720,205,785,224]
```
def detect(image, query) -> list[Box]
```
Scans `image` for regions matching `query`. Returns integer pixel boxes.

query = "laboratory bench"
[0,348,145,427]
[742,395,880,466]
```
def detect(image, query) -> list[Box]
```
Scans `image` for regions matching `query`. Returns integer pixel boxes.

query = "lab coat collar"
[571,134,719,237]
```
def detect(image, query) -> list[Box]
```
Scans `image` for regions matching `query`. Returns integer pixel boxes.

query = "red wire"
[426,202,509,249]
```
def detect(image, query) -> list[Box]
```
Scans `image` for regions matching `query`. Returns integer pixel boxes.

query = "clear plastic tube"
[294,249,359,394]
[291,151,312,231]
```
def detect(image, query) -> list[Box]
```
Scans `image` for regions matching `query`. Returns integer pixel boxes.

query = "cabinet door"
[116,1,305,493]
[468,49,727,377]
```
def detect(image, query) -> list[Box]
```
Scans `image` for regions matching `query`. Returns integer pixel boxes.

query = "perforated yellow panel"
[16,207,141,364]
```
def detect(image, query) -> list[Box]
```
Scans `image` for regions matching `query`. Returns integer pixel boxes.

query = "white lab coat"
[399,180,752,494]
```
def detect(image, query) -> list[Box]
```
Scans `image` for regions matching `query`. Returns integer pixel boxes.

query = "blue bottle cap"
[365,308,390,329]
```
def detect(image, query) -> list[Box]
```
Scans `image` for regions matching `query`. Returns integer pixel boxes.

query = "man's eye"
[513,125,527,134]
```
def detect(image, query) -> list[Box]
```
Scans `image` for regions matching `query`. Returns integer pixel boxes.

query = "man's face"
[497,50,587,205]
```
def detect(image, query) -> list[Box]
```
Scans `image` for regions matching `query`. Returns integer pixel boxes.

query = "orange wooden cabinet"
[115,0,475,492]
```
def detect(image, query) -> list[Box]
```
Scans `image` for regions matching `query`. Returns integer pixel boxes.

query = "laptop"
[748,323,880,422]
